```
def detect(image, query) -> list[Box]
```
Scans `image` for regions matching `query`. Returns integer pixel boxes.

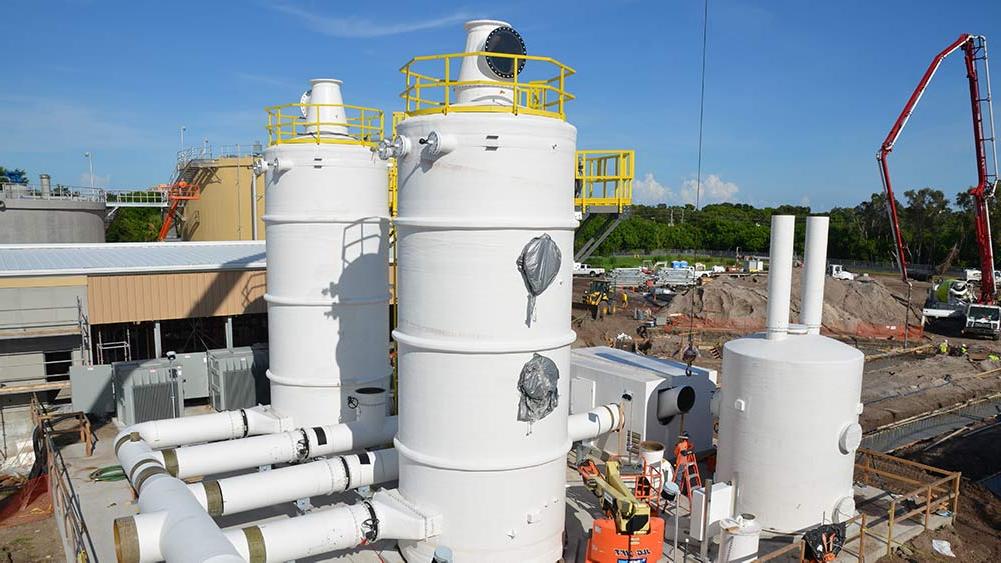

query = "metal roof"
[0,241,266,277]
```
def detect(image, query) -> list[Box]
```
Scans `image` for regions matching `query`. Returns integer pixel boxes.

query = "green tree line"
[576,188,998,270]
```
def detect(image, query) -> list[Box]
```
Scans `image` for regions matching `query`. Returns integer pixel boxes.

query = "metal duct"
[656,385,696,422]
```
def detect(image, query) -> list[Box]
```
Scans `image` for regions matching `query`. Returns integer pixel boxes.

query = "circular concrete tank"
[0,198,106,243]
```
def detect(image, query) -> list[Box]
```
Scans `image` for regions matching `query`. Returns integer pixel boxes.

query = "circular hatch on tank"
[484,26,527,79]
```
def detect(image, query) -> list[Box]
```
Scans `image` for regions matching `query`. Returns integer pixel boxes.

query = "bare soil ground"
[0,516,62,562]
[664,270,921,332]
[861,352,1001,430]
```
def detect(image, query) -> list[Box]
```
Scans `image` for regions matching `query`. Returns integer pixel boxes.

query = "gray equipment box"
[114,360,184,426]
[171,351,208,399]
[70,364,115,414]
[206,346,269,411]
[570,346,718,459]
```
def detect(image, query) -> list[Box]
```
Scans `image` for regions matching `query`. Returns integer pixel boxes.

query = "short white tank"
[262,80,390,428]
[390,21,577,562]
[715,215,864,533]
[715,334,863,532]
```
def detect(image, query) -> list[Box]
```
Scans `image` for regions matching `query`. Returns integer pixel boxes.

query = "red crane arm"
[962,39,997,303]
[877,34,972,283]
[877,34,998,304]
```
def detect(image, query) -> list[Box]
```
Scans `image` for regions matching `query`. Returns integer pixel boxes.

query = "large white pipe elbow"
[568,404,623,443]
[114,438,241,563]
[188,449,399,516]
[766,215,796,340]
[163,416,398,479]
[800,215,830,335]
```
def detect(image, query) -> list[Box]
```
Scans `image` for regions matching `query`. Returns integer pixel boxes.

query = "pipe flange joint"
[377,135,410,161]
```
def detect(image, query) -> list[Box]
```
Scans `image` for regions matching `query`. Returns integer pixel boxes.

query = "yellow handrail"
[265,103,384,147]
[575,150,635,213]
[399,51,575,120]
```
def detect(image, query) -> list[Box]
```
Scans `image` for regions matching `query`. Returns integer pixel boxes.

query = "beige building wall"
[87,270,267,325]
[181,156,266,241]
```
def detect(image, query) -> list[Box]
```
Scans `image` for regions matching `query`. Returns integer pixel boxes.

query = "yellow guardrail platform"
[575,150,634,213]
[266,103,384,147]
[400,52,575,120]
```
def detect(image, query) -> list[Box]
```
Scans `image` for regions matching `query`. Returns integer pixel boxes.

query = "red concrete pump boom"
[877,34,1000,303]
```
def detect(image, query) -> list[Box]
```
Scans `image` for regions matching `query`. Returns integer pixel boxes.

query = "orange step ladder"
[674,434,702,502]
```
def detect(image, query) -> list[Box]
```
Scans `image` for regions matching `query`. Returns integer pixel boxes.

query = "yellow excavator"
[582,279,616,319]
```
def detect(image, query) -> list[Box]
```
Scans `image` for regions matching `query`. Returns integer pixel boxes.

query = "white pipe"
[121,406,288,450]
[351,386,389,425]
[568,404,623,442]
[766,215,796,340]
[225,503,375,563]
[250,167,259,240]
[800,215,830,335]
[162,416,398,479]
[188,449,398,516]
[114,437,242,563]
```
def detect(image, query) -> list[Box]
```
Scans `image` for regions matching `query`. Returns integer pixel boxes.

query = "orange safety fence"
[662,316,924,341]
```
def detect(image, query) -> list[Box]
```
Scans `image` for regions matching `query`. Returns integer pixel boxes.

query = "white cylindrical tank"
[263,79,390,428]
[392,21,577,562]
[716,216,863,533]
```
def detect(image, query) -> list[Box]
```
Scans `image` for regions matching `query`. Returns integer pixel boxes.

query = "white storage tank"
[386,20,577,562]
[261,79,391,428]
[715,216,864,533]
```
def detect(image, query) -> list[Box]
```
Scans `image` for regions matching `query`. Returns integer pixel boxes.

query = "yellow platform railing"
[400,52,575,120]
[266,103,384,147]
[575,150,634,213]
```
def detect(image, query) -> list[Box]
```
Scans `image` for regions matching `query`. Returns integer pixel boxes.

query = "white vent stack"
[39,173,51,198]
[765,215,794,340]
[456,19,520,105]
[800,215,830,334]
[715,215,865,533]
[390,20,579,562]
[302,78,349,136]
[263,79,390,427]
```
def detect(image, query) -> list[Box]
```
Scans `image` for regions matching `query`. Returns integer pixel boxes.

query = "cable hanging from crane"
[684,0,711,374]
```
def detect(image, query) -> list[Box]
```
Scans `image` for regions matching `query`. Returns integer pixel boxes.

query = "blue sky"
[1,0,999,210]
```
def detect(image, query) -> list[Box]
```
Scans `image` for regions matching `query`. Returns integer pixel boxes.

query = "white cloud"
[633,173,670,204]
[632,172,741,206]
[270,4,471,38]
[680,174,740,205]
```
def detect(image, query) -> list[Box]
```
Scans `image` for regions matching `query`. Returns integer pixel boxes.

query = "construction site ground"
[572,271,1001,561]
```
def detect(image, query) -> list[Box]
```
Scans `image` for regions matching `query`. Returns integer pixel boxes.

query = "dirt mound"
[666,270,917,333]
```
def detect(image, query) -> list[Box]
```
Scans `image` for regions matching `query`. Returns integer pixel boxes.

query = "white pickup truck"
[573,262,606,277]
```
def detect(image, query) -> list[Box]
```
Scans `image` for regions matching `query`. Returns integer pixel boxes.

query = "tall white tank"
[715,216,864,533]
[262,79,390,428]
[389,21,577,562]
